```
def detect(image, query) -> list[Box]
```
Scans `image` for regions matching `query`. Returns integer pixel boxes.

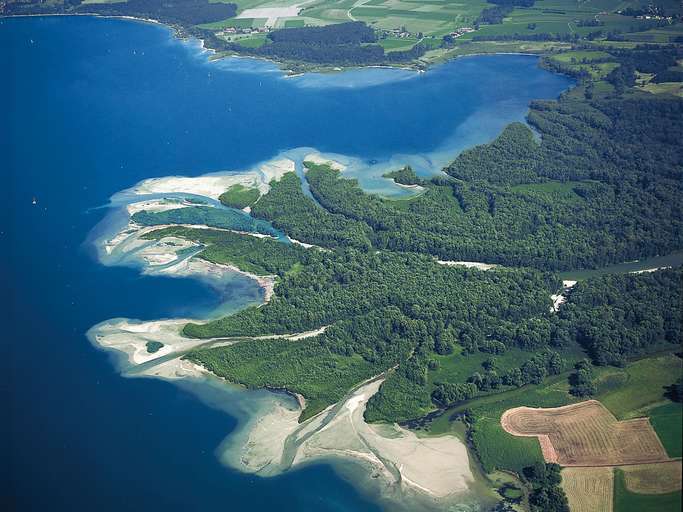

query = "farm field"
[501,400,670,466]
[614,468,682,512]
[426,353,681,479]
[434,372,577,473]
[649,402,683,458]
[592,355,683,420]
[622,461,682,495]
[561,467,613,512]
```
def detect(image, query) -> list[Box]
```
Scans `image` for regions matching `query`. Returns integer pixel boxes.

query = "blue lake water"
[3,15,572,511]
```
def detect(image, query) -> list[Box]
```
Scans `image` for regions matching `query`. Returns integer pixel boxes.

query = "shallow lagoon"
[4,15,572,511]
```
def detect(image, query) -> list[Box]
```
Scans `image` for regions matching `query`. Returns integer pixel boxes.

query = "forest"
[556,270,682,366]
[254,93,683,271]
[178,211,680,421]
[173,62,683,423]
[172,72,683,422]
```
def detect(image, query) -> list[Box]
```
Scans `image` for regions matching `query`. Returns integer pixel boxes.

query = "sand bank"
[630,266,672,274]
[303,153,346,172]
[127,158,294,199]
[225,377,475,499]
[436,260,497,271]
[89,318,202,365]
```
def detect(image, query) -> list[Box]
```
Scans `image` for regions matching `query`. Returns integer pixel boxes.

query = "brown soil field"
[500,400,670,466]
[561,467,614,512]
[622,460,682,494]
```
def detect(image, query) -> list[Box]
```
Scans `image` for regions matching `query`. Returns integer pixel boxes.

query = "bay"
[3,15,572,511]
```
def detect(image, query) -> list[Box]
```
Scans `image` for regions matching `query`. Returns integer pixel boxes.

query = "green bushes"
[218,184,261,209]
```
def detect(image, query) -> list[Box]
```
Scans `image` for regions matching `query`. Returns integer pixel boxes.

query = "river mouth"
[5,14,574,512]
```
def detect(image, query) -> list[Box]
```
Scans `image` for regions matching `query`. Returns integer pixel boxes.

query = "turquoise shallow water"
[3,15,572,511]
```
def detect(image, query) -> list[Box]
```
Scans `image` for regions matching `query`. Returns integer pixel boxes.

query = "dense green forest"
[382,166,425,186]
[170,60,683,423]
[237,93,682,272]
[185,250,562,419]
[250,172,372,249]
[180,219,681,420]
[556,270,682,366]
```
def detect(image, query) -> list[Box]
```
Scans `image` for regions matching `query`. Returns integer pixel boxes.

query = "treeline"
[230,22,426,66]
[78,0,237,25]
[382,166,425,186]
[525,463,569,512]
[184,249,557,339]
[475,0,537,26]
[477,5,513,25]
[556,269,682,366]
[267,21,375,45]
[607,47,683,89]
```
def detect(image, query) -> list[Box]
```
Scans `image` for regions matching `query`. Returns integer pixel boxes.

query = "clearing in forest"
[500,400,669,466]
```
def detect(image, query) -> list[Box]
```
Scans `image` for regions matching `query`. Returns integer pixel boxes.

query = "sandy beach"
[223,376,475,500]
[127,157,295,200]
[88,318,203,366]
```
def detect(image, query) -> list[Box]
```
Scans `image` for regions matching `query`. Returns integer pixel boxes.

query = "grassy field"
[649,402,683,458]
[426,353,682,475]
[592,354,682,419]
[614,468,682,512]
[432,372,577,473]
[622,461,682,495]
[378,36,419,51]
[510,179,587,201]
[197,0,683,69]
[640,81,683,97]
[426,345,567,392]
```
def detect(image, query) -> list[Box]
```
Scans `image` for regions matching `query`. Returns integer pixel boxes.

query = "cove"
[4,14,572,511]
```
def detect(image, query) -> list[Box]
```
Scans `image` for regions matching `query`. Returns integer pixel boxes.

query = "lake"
[3,15,572,511]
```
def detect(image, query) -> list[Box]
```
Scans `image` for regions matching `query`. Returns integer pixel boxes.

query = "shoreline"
[1,12,548,77]
[50,31,579,507]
